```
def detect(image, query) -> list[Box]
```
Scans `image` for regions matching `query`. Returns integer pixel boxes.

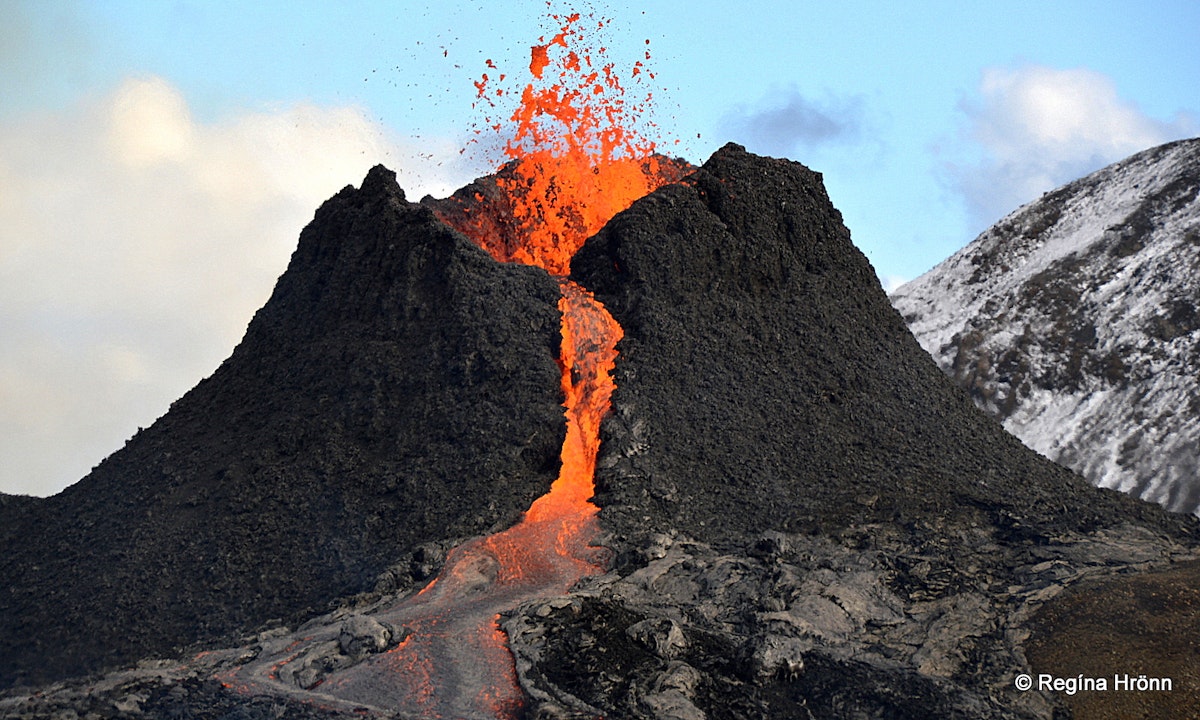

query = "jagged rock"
[750,635,808,680]
[278,640,348,690]
[909,592,994,677]
[0,166,566,688]
[510,522,1199,719]
[338,614,392,659]
[639,662,706,720]
[626,618,688,659]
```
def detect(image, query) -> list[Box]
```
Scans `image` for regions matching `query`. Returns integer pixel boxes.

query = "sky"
[2,0,1198,497]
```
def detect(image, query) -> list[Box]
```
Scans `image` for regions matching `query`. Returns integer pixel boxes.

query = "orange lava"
[216,10,683,718]
[524,280,620,523]
[414,8,681,716]
[463,10,684,276]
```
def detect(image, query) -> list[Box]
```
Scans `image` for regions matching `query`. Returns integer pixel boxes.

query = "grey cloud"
[718,85,864,158]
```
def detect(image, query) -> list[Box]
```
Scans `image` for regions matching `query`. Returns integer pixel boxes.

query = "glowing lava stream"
[299,279,622,719]
[216,280,622,719]
[215,11,680,718]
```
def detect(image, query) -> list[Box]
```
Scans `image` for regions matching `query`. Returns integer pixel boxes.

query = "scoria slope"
[892,138,1200,514]
[577,143,1180,542]
[0,166,566,688]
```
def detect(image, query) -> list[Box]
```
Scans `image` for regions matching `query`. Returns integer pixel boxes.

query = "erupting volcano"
[400,11,682,716]
[451,10,686,275]
[443,8,679,524]
[213,9,685,718]
[361,13,682,716]
[12,6,1200,720]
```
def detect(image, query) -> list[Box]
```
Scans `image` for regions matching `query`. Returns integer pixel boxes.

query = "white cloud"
[106,77,196,166]
[0,76,476,497]
[880,275,909,294]
[945,65,1197,230]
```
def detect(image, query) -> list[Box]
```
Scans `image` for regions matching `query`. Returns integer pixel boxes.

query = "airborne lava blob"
[447,10,687,275]
[437,9,685,540]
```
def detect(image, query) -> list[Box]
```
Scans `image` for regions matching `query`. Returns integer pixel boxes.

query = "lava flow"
[215,10,683,718]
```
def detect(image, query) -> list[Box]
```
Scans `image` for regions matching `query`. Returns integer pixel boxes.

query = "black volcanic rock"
[0,166,566,688]
[573,143,1186,546]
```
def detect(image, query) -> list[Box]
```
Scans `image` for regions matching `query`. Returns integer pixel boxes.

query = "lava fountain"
[216,10,685,718]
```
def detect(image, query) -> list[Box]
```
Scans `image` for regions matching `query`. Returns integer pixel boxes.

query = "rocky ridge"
[892,138,1200,514]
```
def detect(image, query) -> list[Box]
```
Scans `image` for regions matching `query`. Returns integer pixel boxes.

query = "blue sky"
[2,0,1198,496]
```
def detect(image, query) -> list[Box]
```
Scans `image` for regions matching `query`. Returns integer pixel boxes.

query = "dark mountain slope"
[5,148,1199,720]
[0,166,566,688]
[573,143,1186,545]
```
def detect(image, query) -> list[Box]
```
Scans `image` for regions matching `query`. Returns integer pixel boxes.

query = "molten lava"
[524,280,620,525]
[455,10,687,275]
[439,8,683,532]
[416,10,683,715]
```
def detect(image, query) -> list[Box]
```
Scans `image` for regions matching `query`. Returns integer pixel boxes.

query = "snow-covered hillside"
[893,138,1200,514]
